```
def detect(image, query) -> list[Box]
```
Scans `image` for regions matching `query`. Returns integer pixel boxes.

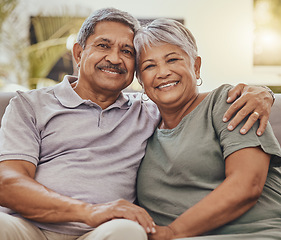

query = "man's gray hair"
[134,18,198,81]
[77,7,140,49]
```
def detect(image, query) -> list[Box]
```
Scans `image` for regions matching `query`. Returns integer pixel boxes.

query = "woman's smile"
[156,81,180,90]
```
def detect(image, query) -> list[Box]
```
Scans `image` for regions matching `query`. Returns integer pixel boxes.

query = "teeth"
[158,82,178,89]
[101,69,119,74]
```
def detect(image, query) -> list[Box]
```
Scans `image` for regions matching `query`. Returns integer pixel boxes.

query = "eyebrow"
[100,38,110,43]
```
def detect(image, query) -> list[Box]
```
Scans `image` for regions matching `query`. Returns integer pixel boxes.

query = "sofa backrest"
[269,94,281,145]
[0,91,280,146]
[0,92,16,128]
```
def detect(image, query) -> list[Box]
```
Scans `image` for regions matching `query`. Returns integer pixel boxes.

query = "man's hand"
[0,161,155,234]
[83,199,156,234]
[148,225,174,240]
[223,84,274,136]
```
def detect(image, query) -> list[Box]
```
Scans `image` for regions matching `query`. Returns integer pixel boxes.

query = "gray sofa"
[0,92,280,146]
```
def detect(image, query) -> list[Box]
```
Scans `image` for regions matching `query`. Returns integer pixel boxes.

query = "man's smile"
[97,65,127,75]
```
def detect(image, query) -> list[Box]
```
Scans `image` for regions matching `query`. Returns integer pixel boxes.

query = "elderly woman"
[134,19,281,240]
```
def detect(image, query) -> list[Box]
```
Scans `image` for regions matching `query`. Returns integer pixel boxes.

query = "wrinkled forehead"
[89,21,135,47]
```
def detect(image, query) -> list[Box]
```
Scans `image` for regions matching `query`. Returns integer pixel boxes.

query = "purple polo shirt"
[0,75,160,235]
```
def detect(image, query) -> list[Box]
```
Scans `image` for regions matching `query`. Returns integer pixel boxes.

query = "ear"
[194,56,201,79]
[73,42,83,67]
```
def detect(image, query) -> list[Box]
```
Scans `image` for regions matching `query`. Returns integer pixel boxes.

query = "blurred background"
[0,0,281,93]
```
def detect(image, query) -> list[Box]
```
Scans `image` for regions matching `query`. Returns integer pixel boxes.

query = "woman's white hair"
[134,18,198,83]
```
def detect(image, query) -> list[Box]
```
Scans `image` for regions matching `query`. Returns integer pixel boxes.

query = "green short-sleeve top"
[137,84,281,235]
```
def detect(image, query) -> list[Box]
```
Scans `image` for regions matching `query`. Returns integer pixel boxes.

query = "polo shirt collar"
[108,93,130,110]
[54,75,84,108]
[54,75,130,110]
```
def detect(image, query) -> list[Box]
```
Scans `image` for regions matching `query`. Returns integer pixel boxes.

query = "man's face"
[77,21,135,96]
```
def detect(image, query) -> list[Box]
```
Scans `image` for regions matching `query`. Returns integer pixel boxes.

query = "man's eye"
[97,43,109,48]
[122,49,134,56]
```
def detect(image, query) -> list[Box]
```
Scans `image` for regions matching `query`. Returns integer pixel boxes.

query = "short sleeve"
[0,92,40,165]
[212,85,281,167]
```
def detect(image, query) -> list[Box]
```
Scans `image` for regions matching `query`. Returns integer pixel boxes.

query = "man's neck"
[72,81,120,110]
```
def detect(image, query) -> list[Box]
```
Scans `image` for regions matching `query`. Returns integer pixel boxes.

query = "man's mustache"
[97,64,127,74]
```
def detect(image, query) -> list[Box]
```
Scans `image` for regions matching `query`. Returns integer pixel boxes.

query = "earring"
[141,92,149,101]
[197,77,203,86]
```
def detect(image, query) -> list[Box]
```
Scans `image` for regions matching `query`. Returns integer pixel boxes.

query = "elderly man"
[0,7,274,240]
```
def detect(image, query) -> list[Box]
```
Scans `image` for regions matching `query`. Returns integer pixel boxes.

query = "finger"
[137,216,154,233]
[111,209,152,233]
[110,200,156,233]
[256,115,269,136]
[136,210,156,234]
[223,98,249,123]
[226,104,252,131]
[129,211,154,234]
[226,83,246,103]
[135,205,156,231]
[123,205,155,234]
[237,111,260,135]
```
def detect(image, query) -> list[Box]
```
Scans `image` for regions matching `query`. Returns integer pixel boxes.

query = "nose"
[105,48,122,65]
[157,64,171,79]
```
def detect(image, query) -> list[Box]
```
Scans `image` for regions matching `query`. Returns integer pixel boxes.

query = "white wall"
[17,0,281,91]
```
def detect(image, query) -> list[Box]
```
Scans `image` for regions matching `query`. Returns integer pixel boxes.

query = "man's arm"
[0,160,155,233]
[223,84,274,136]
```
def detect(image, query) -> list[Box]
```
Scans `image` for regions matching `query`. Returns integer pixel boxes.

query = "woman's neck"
[158,92,208,129]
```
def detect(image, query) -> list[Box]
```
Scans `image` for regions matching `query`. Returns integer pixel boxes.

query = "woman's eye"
[167,58,178,63]
[142,64,155,71]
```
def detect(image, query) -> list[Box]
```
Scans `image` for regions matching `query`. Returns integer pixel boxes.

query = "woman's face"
[139,43,201,109]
